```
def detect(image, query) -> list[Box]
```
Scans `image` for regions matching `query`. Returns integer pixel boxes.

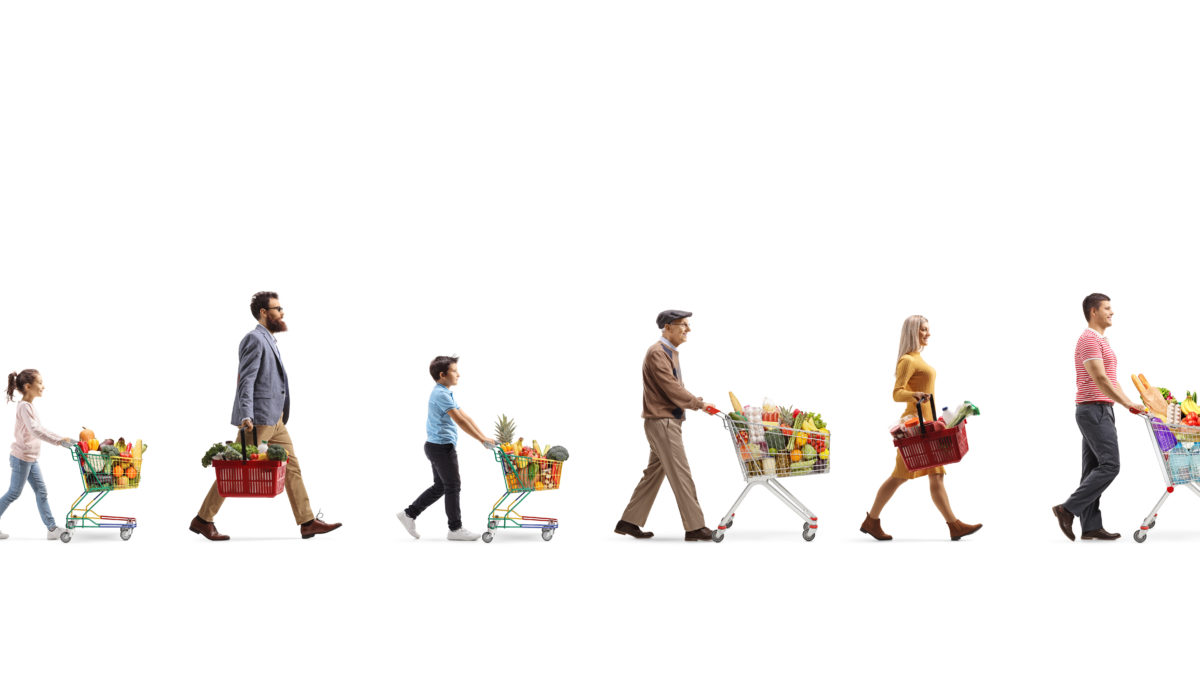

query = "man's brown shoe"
[614,520,654,539]
[684,526,713,542]
[1081,528,1121,541]
[1052,504,1075,541]
[300,518,342,539]
[948,519,982,541]
[189,516,229,541]
[860,513,892,541]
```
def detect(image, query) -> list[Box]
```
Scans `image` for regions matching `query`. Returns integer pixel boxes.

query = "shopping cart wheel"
[120,527,133,541]
[802,522,817,542]
[66,519,76,529]
[482,531,494,543]
[488,520,498,530]
[541,528,554,542]
[1148,518,1156,530]
[59,530,71,544]
[720,518,733,530]
[1134,530,1147,543]
[712,530,725,543]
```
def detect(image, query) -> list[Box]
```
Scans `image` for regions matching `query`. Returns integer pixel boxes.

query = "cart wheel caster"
[802,523,817,542]
[60,531,71,544]
[712,530,725,543]
[488,520,498,530]
[721,519,733,530]
[1134,530,1147,543]
[541,528,554,542]
[120,527,133,541]
[66,520,76,529]
[1148,519,1156,530]
[482,532,494,543]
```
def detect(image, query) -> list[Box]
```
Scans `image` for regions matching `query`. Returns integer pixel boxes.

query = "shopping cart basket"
[893,396,970,471]
[712,407,827,543]
[482,445,563,543]
[62,443,143,543]
[1132,411,1200,542]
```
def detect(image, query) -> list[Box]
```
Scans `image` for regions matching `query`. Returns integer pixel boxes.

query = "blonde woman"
[860,316,981,541]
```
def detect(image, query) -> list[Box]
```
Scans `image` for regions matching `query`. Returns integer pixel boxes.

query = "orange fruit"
[112,465,125,478]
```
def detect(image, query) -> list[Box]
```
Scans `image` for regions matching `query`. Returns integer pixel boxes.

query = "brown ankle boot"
[860,512,892,541]
[948,519,982,541]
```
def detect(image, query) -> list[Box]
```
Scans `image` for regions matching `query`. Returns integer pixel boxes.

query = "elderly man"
[615,310,715,542]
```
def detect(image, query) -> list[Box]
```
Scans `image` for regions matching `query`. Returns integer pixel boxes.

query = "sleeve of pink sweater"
[17,402,64,445]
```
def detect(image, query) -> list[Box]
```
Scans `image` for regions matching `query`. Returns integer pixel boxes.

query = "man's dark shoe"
[1081,528,1121,541]
[1052,504,1075,541]
[614,520,654,539]
[301,518,342,539]
[189,516,229,541]
[684,526,713,542]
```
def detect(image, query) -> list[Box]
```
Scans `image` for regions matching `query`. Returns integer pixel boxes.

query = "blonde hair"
[896,315,927,363]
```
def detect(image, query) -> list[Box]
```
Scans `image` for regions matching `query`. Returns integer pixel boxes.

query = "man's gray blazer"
[230,324,290,427]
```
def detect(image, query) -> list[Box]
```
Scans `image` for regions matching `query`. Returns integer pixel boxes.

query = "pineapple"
[494,414,517,445]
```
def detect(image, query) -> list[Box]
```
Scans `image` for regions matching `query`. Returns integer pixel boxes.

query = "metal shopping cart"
[712,408,828,543]
[62,443,143,543]
[482,445,563,543]
[1132,412,1200,543]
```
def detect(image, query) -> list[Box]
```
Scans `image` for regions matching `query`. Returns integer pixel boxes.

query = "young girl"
[2,369,73,540]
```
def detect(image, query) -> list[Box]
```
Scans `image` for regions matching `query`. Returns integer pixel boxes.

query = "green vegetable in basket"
[266,446,288,462]
[801,443,817,461]
[201,443,228,468]
[545,446,569,462]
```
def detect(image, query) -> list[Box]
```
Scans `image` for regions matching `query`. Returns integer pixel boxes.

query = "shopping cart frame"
[712,409,827,543]
[1132,411,1200,543]
[63,443,139,543]
[482,445,562,543]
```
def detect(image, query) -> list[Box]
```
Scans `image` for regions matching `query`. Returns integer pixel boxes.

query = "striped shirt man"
[1076,328,1117,405]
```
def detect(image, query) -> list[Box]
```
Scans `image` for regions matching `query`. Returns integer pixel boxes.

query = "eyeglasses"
[267,306,284,313]
[669,322,691,329]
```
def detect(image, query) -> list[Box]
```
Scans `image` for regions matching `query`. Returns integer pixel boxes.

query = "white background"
[2,2,1198,673]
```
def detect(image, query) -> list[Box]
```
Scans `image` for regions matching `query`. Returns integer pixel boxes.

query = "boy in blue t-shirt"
[397,356,495,541]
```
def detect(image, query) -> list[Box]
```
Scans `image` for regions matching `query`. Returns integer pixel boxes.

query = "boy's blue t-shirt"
[427,384,460,445]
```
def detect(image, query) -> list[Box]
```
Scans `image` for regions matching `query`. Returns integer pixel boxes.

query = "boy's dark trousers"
[405,442,462,530]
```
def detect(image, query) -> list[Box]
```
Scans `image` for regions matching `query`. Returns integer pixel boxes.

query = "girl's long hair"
[6,369,38,403]
[896,316,927,364]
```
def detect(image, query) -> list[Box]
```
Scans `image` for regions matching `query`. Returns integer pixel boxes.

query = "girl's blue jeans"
[0,454,56,528]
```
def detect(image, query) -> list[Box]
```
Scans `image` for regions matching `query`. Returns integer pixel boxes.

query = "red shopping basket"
[893,396,970,471]
[212,428,287,498]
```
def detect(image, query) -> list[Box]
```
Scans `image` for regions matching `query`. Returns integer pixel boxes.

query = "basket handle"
[915,395,937,436]
[238,427,259,464]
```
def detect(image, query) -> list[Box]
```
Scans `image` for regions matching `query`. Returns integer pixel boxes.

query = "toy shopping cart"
[62,443,143,543]
[712,408,828,543]
[893,396,970,471]
[1131,412,1200,543]
[482,445,563,543]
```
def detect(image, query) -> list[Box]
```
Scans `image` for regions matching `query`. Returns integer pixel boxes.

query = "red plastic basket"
[212,459,287,498]
[894,420,969,471]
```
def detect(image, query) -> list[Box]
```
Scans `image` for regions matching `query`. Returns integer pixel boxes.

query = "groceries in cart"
[1129,375,1200,542]
[725,392,829,478]
[75,427,148,490]
[484,414,565,542]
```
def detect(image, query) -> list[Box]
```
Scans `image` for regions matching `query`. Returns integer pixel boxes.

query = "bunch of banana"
[1182,394,1200,417]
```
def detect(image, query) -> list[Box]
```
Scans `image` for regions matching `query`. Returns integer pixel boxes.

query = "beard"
[266,315,288,333]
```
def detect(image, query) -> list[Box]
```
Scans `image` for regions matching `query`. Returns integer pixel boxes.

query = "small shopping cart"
[713,409,827,543]
[893,396,970,471]
[1132,412,1200,543]
[63,443,143,543]
[482,445,563,543]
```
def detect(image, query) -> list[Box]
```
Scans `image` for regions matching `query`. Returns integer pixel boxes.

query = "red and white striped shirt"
[1076,328,1117,405]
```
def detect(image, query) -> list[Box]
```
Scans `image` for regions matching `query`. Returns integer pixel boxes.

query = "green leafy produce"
[545,446,569,462]
[201,443,226,468]
[801,443,817,461]
[266,446,288,462]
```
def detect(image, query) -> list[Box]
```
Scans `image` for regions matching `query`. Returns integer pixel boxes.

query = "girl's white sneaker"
[47,527,67,541]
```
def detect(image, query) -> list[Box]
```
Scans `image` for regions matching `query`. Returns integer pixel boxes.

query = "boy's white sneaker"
[396,512,420,539]
[47,527,67,541]
[447,528,481,541]
[0,530,8,540]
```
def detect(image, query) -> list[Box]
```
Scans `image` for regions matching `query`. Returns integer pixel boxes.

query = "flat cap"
[656,309,693,329]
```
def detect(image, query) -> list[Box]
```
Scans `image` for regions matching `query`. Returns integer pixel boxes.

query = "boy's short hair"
[430,355,458,382]
[1082,293,1111,321]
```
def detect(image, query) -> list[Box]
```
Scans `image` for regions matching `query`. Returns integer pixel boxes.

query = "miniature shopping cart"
[62,443,142,543]
[713,409,827,543]
[893,396,970,471]
[1131,412,1200,543]
[482,445,563,543]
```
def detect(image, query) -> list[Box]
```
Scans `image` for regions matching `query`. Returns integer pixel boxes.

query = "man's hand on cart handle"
[1130,405,1147,415]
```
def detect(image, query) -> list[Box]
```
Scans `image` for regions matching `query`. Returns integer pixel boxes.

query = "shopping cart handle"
[704,406,721,416]
[1130,406,1143,416]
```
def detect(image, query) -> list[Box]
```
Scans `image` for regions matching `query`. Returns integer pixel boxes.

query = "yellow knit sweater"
[893,351,936,420]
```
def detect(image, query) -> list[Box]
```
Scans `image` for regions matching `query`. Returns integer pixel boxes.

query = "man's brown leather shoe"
[948,519,982,541]
[860,512,893,541]
[684,526,713,542]
[1081,528,1121,541]
[614,520,654,539]
[189,516,229,541]
[1052,504,1075,541]
[300,518,342,539]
